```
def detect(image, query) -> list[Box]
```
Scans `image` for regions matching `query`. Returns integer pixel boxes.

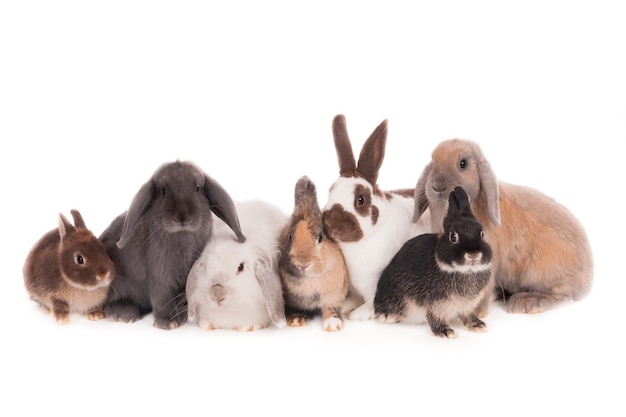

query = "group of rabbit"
[23,114,594,338]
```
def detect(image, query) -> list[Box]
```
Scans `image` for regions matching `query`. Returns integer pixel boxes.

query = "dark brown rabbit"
[278,176,349,331]
[23,209,116,323]
[100,160,245,330]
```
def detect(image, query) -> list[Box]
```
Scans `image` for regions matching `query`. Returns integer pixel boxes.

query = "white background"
[1,1,623,415]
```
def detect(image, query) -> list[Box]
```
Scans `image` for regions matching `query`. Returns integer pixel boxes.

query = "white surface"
[1,1,623,416]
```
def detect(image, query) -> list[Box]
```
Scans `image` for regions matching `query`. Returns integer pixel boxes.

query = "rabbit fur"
[413,139,593,315]
[186,200,288,331]
[100,160,245,330]
[23,209,115,323]
[322,114,432,321]
[375,187,492,338]
[279,176,349,332]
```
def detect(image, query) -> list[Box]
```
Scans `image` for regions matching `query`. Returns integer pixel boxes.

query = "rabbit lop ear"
[294,176,321,219]
[254,252,286,327]
[117,180,154,249]
[477,158,501,226]
[356,118,388,186]
[332,114,357,176]
[203,175,246,243]
[69,209,86,229]
[58,212,76,241]
[413,162,432,223]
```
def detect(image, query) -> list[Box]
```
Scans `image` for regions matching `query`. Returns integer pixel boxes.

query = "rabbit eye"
[317,233,323,243]
[480,231,485,239]
[449,232,459,244]
[357,195,365,205]
[459,159,468,169]
[75,254,85,265]
[237,263,244,272]
[161,186,167,196]
[288,233,293,243]
[195,184,200,193]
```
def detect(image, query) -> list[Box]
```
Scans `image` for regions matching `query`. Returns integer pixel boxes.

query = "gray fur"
[100,160,244,330]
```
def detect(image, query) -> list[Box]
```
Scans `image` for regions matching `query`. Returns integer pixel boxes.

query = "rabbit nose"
[175,212,192,224]
[465,252,483,263]
[210,284,226,305]
[296,262,310,273]
[432,183,447,193]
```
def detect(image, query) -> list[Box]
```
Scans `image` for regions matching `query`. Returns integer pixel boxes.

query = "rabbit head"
[438,187,492,273]
[322,114,389,243]
[414,139,500,233]
[59,209,115,290]
[187,240,285,330]
[279,176,328,277]
[117,160,245,249]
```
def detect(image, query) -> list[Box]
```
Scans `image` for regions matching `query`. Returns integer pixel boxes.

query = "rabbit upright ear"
[450,186,472,214]
[294,176,320,217]
[332,114,357,176]
[69,209,86,229]
[356,119,388,186]
[58,213,76,241]
[117,181,154,249]
[254,252,286,327]
[477,158,501,226]
[413,161,433,222]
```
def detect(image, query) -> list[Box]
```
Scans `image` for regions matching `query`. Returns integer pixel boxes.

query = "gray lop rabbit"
[100,160,245,330]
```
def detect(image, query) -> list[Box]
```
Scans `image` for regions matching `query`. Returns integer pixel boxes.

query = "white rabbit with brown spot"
[23,209,116,323]
[322,114,432,321]
[279,176,349,331]
[413,139,593,315]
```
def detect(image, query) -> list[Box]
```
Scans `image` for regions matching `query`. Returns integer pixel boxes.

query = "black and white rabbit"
[374,187,492,338]
[100,160,245,330]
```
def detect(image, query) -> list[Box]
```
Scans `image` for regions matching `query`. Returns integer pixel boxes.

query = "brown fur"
[414,139,593,315]
[23,210,115,323]
[279,176,349,331]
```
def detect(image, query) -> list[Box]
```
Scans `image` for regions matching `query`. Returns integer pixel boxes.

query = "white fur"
[186,200,288,331]
[435,257,491,274]
[323,316,343,332]
[324,177,432,320]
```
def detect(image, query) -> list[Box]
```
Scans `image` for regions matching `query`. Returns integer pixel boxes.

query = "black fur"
[374,187,492,338]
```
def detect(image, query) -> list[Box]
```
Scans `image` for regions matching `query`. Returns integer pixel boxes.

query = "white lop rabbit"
[322,114,432,320]
[186,200,288,331]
